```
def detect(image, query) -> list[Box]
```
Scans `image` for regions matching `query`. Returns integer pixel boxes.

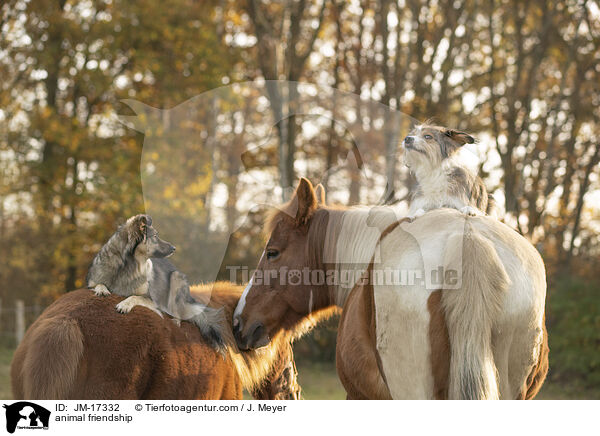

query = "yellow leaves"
[39,106,53,120]
[150,171,214,217]
[160,177,209,202]
[228,11,244,27]
[162,183,178,201]
[36,108,89,153]
[184,177,211,197]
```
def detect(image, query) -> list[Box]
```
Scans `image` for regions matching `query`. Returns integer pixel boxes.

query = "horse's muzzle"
[233,317,269,350]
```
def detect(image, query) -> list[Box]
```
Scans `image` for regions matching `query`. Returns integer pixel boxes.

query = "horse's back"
[371,209,547,399]
[11,289,241,400]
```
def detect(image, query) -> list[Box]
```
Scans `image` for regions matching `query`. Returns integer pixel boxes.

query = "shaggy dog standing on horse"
[233,178,548,400]
[11,283,301,400]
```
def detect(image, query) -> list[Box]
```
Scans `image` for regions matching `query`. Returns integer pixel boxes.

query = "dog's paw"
[116,296,164,318]
[172,318,182,327]
[407,208,426,222]
[115,298,135,314]
[93,284,111,297]
[460,206,479,216]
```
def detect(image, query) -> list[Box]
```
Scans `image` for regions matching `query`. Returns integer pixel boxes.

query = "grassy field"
[294,355,600,400]
[0,347,13,400]
[295,359,346,400]
[1,347,597,400]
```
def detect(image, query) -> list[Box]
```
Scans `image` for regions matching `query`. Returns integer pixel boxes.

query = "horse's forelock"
[264,208,285,239]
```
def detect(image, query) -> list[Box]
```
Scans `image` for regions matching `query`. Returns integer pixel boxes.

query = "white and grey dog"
[402,124,494,218]
[86,214,225,350]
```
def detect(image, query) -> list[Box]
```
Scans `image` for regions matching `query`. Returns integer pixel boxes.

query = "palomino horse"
[233,178,549,399]
[11,282,301,400]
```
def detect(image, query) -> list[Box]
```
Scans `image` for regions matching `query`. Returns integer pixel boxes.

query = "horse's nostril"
[233,318,267,350]
[249,322,266,347]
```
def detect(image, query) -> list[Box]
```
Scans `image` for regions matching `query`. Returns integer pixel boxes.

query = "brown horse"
[233,178,549,399]
[11,282,301,400]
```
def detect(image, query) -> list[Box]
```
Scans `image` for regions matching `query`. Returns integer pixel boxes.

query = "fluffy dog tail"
[168,271,229,353]
[15,316,84,399]
[442,224,509,399]
[191,307,229,354]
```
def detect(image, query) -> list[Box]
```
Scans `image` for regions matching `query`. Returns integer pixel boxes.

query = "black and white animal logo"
[3,402,50,433]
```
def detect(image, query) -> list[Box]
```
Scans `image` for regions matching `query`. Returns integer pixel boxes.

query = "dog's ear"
[123,214,150,254]
[127,214,152,247]
[137,214,152,234]
[440,129,475,158]
[444,129,475,145]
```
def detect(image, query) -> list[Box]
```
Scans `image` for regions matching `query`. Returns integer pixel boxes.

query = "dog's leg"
[407,208,426,222]
[171,318,182,327]
[116,296,163,317]
[459,205,479,216]
[93,284,111,296]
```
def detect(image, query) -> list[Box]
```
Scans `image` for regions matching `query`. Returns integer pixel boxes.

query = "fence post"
[33,304,41,320]
[15,299,25,345]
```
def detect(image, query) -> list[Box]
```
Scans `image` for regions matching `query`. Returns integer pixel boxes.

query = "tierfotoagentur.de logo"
[2,402,50,434]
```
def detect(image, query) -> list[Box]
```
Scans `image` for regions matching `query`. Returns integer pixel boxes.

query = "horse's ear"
[314,183,326,205]
[294,178,318,225]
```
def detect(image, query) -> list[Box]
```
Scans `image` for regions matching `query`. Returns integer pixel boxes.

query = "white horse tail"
[442,224,509,399]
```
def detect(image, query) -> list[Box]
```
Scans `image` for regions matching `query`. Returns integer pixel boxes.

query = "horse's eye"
[424,134,433,140]
[266,248,280,260]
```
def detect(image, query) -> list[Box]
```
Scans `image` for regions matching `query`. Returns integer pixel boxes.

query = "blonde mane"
[264,202,408,307]
[311,205,406,306]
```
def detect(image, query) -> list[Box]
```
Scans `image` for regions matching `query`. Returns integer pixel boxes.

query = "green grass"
[535,380,600,400]
[546,276,600,390]
[0,347,13,400]
[2,346,597,400]
[293,358,600,400]
[295,359,346,400]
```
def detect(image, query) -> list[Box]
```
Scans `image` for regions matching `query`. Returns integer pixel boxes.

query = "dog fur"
[402,124,494,218]
[86,214,225,350]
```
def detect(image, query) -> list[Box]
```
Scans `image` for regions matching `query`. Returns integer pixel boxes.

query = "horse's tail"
[442,224,509,399]
[16,316,84,399]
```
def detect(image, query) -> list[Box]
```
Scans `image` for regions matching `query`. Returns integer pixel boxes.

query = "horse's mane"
[265,203,406,306]
[191,282,294,392]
